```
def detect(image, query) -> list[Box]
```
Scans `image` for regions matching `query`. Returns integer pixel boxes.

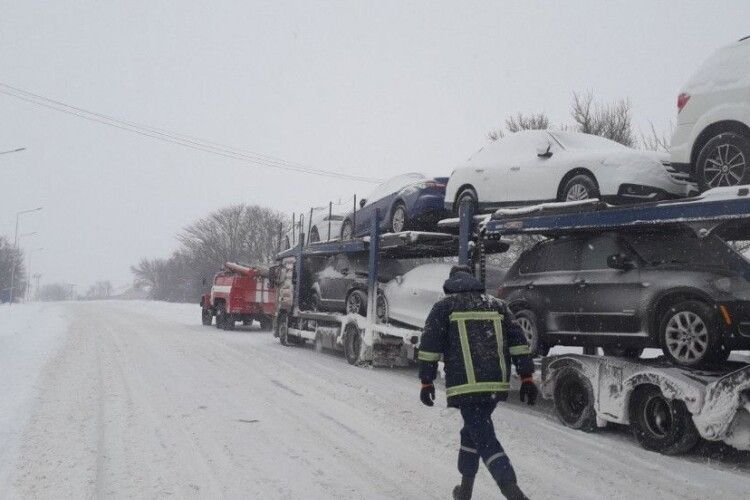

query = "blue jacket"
[418,271,534,407]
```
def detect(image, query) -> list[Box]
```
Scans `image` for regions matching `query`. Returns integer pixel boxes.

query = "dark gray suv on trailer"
[498,228,750,367]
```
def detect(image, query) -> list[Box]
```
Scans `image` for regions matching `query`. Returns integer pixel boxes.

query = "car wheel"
[659,300,719,367]
[309,226,320,243]
[696,132,750,191]
[215,303,227,330]
[513,309,549,356]
[346,290,367,316]
[553,367,598,432]
[629,384,699,455]
[343,322,362,365]
[376,292,388,323]
[340,219,354,241]
[201,308,213,326]
[390,203,408,233]
[311,291,322,312]
[560,174,599,202]
[602,346,644,358]
[455,187,478,218]
[259,315,273,331]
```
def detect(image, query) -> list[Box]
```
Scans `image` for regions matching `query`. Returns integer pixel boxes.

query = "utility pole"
[9,207,43,304]
[33,274,41,301]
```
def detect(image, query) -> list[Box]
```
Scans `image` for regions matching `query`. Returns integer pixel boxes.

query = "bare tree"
[639,120,673,152]
[85,280,113,300]
[489,112,550,141]
[0,236,26,303]
[571,91,634,147]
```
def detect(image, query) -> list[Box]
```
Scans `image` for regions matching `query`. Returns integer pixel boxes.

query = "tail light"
[677,93,691,113]
[425,181,446,191]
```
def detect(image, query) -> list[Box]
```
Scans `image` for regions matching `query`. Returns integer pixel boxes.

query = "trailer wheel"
[553,367,598,432]
[629,385,699,455]
[201,309,213,326]
[343,323,362,365]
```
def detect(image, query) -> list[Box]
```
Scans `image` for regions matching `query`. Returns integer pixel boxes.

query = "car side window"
[580,234,626,270]
[520,238,582,274]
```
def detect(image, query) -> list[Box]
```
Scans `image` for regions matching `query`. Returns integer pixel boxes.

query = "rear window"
[625,231,750,271]
[519,238,582,274]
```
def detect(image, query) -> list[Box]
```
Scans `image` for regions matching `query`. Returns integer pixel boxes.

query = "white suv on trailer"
[670,36,750,191]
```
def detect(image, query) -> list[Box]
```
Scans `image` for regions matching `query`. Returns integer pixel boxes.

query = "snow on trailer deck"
[2,301,749,500]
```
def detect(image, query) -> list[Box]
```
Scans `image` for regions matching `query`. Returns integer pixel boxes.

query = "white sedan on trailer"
[444,130,697,215]
[381,263,453,329]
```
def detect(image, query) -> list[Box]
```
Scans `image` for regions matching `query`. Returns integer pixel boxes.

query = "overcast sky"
[2,1,749,291]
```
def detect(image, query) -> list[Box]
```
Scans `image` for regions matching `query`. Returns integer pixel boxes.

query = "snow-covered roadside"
[0,303,69,487]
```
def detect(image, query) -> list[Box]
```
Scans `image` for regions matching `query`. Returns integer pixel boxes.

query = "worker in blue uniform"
[418,266,538,500]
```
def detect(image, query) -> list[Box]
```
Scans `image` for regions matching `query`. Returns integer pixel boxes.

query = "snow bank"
[0,302,69,486]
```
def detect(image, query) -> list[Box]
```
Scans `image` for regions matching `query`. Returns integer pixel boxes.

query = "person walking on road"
[418,265,538,500]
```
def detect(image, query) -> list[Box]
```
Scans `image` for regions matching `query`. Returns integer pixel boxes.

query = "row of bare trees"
[0,236,26,303]
[131,204,287,302]
[488,91,670,151]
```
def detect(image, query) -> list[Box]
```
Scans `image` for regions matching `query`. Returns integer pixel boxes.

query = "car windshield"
[549,130,629,151]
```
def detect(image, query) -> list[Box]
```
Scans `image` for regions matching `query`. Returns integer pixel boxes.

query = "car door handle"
[510,166,520,171]
[525,282,535,290]
[474,169,484,173]
[574,278,587,287]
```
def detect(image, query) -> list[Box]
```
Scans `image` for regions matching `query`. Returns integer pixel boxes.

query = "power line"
[0,82,382,184]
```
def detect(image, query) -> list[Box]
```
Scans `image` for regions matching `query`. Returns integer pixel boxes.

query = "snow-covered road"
[2,301,749,499]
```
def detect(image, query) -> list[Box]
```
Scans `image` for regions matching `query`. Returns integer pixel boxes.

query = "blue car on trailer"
[340,173,449,240]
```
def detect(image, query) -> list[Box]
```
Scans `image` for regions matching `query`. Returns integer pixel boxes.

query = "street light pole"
[25,247,44,301]
[9,207,43,304]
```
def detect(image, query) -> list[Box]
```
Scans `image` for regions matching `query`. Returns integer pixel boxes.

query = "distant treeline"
[131,204,287,302]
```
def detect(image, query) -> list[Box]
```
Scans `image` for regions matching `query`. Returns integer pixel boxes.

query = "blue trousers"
[458,402,517,487]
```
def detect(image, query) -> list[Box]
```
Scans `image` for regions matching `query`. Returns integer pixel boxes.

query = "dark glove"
[519,377,538,406]
[420,383,435,407]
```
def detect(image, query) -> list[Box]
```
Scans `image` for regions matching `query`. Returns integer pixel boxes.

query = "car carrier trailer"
[479,185,750,453]
[272,208,508,366]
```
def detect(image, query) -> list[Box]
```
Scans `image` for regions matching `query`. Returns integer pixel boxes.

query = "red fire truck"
[200,262,276,330]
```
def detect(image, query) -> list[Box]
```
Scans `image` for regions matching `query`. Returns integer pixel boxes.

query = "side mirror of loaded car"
[395,275,403,285]
[359,198,367,208]
[607,253,635,271]
[536,143,553,158]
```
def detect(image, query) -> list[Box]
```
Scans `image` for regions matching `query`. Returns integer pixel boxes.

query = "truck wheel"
[278,314,290,346]
[659,300,718,367]
[513,309,549,356]
[629,385,699,455]
[215,304,227,330]
[201,309,213,326]
[343,323,362,365]
[696,132,750,191]
[346,290,367,316]
[259,316,272,331]
[602,346,644,358]
[553,367,598,432]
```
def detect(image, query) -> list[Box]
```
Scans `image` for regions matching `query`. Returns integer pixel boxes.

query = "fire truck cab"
[200,262,276,330]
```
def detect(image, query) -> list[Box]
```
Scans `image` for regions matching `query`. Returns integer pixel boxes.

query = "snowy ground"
[1,300,749,499]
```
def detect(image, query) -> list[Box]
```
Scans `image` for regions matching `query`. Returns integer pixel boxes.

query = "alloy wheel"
[516,316,535,346]
[703,143,746,188]
[341,222,353,241]
[566,183,589,201]
[346,292,364,315]
[391,206,406,232]
[664,311,709,363]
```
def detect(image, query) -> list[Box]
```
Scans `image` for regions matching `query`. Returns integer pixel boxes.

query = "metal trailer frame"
[274,203,508,365]
[541,354,750,451]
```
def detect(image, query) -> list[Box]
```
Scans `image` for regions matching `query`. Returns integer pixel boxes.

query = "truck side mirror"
[359,198,367,208]
[395,275,403,285]
[607,253,635,271]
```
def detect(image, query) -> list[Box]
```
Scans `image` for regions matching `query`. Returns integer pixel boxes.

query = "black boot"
[452,475,475,499]
[500,482,529,500]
